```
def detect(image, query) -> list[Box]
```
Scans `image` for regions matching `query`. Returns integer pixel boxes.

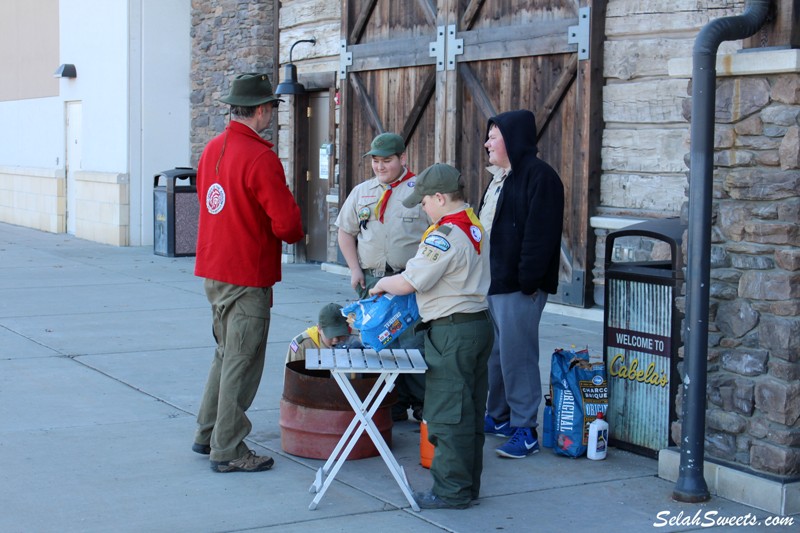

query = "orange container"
[420,420,435,468]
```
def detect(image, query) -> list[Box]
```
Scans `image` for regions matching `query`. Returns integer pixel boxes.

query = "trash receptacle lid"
[154,167,197,189]
[608,218,685,244]
[605,218,686,272]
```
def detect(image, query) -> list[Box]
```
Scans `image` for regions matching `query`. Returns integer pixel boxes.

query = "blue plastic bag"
[550,348,607,458]
[341,294,419,350]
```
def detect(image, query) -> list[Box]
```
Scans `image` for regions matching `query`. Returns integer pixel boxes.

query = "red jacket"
[195,121,304,287]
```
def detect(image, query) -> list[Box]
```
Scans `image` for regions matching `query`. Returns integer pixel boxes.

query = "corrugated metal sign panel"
[605,277,674,455]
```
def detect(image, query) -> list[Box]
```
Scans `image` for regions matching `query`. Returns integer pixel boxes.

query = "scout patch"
[290,339,299,353]
[470,225,482,242]
[423,234,451,251]
[206,183,226,214]
[421,246,442,262]
[358,206,371,230]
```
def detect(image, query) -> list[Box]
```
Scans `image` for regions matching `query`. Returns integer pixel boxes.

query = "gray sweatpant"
[486,290,548,429]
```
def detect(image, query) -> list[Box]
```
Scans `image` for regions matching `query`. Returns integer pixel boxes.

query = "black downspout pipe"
[674,0,771,503]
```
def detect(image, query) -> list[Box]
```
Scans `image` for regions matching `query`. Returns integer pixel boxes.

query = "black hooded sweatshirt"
[479,110,564,296]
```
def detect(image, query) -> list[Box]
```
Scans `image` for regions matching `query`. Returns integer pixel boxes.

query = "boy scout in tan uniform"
[370,163,493,510]
[285,303,355,363]
[336,132,430,296]
[336,132,429,421]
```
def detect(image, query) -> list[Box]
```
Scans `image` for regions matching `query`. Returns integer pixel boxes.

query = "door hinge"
[339,39,353,80]
[446,25,464,71]
[429,26,446,71]
[568,6,591,60]
[306,170,311,182]
[305,234,310,245]
[430,25,464,72]
[307,107,312,118]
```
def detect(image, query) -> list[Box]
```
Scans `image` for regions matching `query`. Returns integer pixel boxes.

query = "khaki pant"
[195,279,271,462]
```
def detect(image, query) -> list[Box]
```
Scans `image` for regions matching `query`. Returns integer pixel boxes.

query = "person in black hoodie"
[478,109,564,459]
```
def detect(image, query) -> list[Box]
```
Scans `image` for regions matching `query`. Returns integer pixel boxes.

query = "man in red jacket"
[192,73,304,473]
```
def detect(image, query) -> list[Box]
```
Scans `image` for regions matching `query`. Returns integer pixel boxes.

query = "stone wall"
[679,70,800,479]
[189,0,276,165]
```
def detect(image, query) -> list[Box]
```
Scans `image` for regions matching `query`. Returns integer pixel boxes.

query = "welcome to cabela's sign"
[604,277,678,457]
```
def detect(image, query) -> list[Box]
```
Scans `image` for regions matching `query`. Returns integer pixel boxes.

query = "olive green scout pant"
[423,311,493,506]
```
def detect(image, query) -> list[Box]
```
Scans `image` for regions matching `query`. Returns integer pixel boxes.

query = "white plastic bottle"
[587,411,609,460]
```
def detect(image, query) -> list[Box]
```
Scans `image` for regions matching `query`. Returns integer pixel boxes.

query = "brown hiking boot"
[210,450,274,473]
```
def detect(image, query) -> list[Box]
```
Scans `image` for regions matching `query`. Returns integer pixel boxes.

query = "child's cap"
[318,303,349,338]
[402,163,461,207]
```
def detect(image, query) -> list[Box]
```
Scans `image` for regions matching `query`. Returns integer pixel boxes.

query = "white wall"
[131,0,192,246]
[0,98,63,169]
[0,0,191,246]
[59,0,130,172]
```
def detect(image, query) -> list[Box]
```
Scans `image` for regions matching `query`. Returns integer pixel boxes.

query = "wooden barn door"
[340,0,604,307]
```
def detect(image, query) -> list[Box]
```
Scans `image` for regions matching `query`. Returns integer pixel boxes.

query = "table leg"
[308,373,398,510]
[308,373,390,494]
[335,373,421,512]
[309,371,420,512]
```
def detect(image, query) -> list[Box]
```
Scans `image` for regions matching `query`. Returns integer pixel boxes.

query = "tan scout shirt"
[285,326,358,363]
[479,165,508,236]
[286,326,354,363]
[286,327,321,363]
[336,169,430,272]
[402,214,490,322]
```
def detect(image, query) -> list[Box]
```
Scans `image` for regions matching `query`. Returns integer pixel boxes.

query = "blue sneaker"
[496,427,540,458]
[484,414,514,437]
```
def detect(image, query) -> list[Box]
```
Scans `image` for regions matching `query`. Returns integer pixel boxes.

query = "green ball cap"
[402,163,461,208]
[318,303,349,339]
[363,132,406,157]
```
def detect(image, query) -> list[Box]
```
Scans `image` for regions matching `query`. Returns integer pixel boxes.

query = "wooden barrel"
[279,360,395,460]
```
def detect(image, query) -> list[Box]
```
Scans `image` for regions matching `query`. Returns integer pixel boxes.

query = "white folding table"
[305,347,427,511]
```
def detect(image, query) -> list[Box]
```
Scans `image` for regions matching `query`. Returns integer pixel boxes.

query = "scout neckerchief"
[374,171,414,223]
[421,207,484,254]
[305,325,322,347]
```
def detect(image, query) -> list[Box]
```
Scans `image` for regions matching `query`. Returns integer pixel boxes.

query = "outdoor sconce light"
[54,64,77,78]
[275,38,316,95]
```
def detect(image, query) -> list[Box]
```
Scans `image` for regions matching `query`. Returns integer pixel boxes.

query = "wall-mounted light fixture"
[275,38,316,95]
[54,64,77,78]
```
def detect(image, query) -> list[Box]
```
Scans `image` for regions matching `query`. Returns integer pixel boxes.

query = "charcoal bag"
[341,294,419,350]
[550,348,608,458]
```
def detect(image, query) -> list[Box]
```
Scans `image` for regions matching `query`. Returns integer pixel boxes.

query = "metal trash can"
[603,218,686,458]
[153,167,198,257]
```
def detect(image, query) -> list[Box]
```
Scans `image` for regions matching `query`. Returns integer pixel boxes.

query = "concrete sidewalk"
[0,222,790,533]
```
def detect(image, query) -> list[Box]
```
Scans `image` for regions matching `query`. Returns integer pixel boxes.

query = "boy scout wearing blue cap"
[335,132,429,421]
[370,163,492,510]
